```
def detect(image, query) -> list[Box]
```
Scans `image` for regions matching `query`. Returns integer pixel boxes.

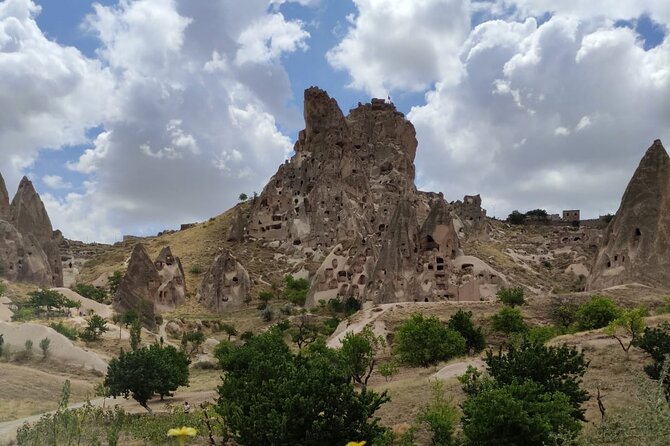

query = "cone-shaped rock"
[114,243,160,329]
[197,249,250,311]
[588,139,670,289]
[0,173,9,221]
[0,221,51,285]
[154,246,187,310]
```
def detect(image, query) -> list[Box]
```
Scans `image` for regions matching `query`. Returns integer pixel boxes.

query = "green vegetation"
[418,381,459,446]
[49,321,79,340]
[26,289,80,317]
[460,339,589,445]
[238,193,248,201]
[447,309,486,353]
[129,317,142,351]
[326,296,362,316]
[79,314,108,342]
[73,283,107,303]
[605,306,647,353]
[496,286,526,307]
[490,306,527,335]
[340,327,384,386]
[180,330,205,359]
[394,314,466,366]
[216,328,390,445]
[107,270,124,295]
[507,210,526,225]
[104,343,190,411]
[39,337,51,360]
[576,295,621,330]
[188,265,203,275]
[635,323,670,397]
[378,359,399,382]
[220,322,237,340]
[283,274,310,306]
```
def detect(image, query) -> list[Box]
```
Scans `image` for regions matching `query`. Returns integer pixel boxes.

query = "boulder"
[197,249,250,311]
[588,139,670,289]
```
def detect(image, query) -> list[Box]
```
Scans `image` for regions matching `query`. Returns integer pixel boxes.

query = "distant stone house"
[562,210,580,222]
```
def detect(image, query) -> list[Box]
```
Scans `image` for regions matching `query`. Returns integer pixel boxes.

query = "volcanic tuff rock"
[197,249,250,311]
[0,174,63,286]
[237,87,496,306]
[588,139,670,290]
[114,243,186,328]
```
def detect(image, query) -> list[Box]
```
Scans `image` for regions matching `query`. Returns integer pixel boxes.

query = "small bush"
[260,306,274,322]
[496,287,526,307]
[576,296,621,330]
[490,307,527,335]
[39,337,51,360]
[192,360,220,370]
[50,322,80,340]
[73,283,107,303]
[418,381,459,446]
[527,325,562,344]
[11,306,34,322]
[283,275,309,306]
[321,317,341,336]
[189,265,203,275]
[549,297,579,328]
[447,309,486,353]
[394,314,467,366]
[378,360,399,382]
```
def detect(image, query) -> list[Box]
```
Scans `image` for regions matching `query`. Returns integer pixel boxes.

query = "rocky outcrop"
[197,249,250,311]
[226,207,246,242]
[452,194,489,240]
[114,243,160,329]
[0,175,63,287]
[588,139,670,290]
[236,87,497,306]
[0,173,10,221]
[154,246,186,310]
[114,243,187,328]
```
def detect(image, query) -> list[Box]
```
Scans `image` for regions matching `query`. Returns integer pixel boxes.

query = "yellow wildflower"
[167,426,197,446]
[346,442,367,446]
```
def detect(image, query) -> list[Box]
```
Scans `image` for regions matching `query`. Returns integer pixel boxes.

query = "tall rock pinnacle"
[588,139,670,289]
[0,173,9,221]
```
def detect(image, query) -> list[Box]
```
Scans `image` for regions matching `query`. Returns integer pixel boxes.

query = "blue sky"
[0,0,668,242]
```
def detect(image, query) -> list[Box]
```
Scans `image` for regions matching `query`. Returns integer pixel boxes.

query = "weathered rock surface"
[226,207,246,242]
[588,139,670,290]
[0,175,63,286]
[114,243,160,328]
[197,249,250,311]
[114,243,187,328]
[234,87,496,306]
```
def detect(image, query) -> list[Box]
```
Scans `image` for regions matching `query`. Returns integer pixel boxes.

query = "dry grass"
[0,362,95,422]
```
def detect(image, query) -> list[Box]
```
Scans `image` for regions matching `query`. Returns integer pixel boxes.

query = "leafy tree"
[28,289,79,317]
[180,330,205,359]
[496,287,526,307]
[394,314,467,366]
[549,297,579,328]
[576,296,621,330]
[485,339,589,420]
[107,271,124,295]
[378,359,399,382]
[216,329,390,445]
[73,283,107,303]
[524,208,549,222]
[283,274,310,306]
[447,310,486,353]
[80,314,108,342]
[39,337,51,360]
[104,344,190,411]
[288,313,319,350]
[605,307,647,354]
[461,380,581,446]
[220,323,237,340]
[130,318,142,351]
[490,307,528,335]
[507,210,526,225]
[340,327,384,386]
[418,380,459,446]
[238,193,248,201]
[635,323,670,397]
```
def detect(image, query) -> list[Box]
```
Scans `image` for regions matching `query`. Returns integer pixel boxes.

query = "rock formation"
[234,87,497,306]
[226,207,246,242]
[197,249,250,311]
[0,174,63,287]
[588,139,670,290]
[114,243,186,328]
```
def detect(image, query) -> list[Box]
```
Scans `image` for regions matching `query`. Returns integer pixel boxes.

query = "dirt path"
[431,358,485,381]
[327,303,397,348]
[0,390,216,444]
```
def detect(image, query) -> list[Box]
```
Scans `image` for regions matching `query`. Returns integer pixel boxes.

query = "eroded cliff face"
[197,249,250,311]
[588,139,670,290]
[228,87,493,307]
[114,243,187,328]
[0,175,63,287]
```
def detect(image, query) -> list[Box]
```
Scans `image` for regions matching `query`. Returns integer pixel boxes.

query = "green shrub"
[322,317,341,336]
[496,287,526,307]
[192,360,220,370]
[39,337,51,360]
[50,322,79,340]
[527,325,562,344]
[634,323,670,397]
[189,265,203,275]
[283,275,310,306]
[418,380,459,446]
[259,306,274,322]
[447,309,486,353]
[340,328,384,386]
[378,360,399,382]
[490,307,528,335]
[576,296,621,330]
[11,306,34,322]
[107,271,123,295]
[549,297,579,328]
[73,283,107,303]
[394,314,467,366]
